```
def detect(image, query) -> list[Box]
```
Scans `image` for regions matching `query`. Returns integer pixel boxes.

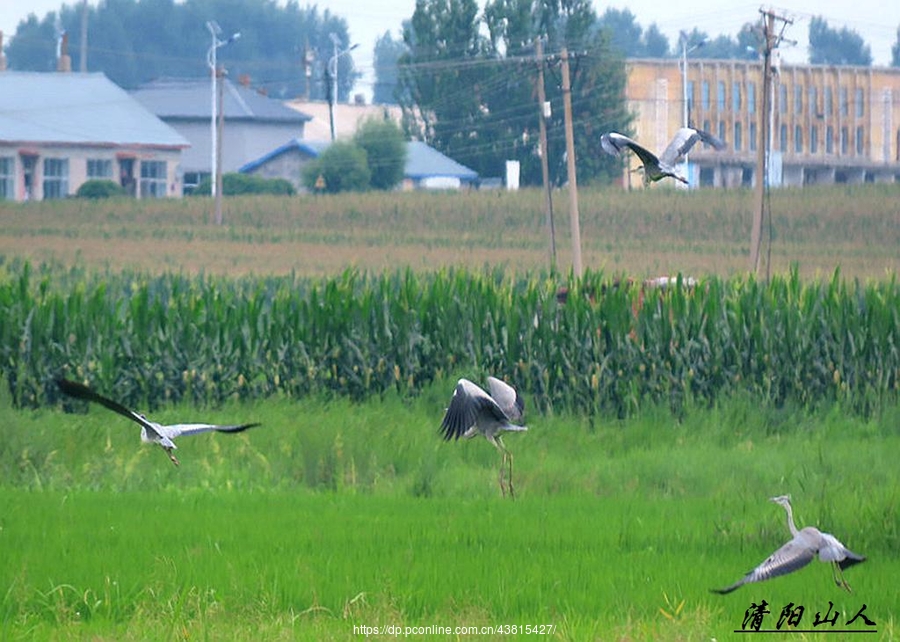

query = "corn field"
[1,260,897,418]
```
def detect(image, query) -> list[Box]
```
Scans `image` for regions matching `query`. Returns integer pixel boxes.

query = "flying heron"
[600,127,725,185]
[439,377,527,497]
[56,378,261,466]
[712,495,865,594]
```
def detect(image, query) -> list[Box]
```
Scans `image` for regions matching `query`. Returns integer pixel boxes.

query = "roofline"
[0,140,189,151]
[625,57,900,72]
[161,115,311,124]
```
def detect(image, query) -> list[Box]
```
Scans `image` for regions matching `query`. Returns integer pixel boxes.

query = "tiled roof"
[132,78,311,123]
[239,138,478,181]
[0,71,188,147]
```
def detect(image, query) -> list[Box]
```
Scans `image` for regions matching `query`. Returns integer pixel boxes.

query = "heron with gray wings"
[439,377,527,497]
[600,127,725,185]
[712,495,865,594]
[56,378,261,466]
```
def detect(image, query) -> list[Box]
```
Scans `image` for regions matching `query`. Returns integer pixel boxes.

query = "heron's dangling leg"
[488,436,510,497]
[496,436,515,499]
[506,448,516,499]
[162,446,180,467]
[832,562,852,593]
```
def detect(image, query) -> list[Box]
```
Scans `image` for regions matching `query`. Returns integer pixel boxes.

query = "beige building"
[0,71,188,201]
[623,58,900,188]
[283,99,402,141]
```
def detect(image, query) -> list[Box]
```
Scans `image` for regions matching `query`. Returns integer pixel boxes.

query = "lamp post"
[680,32,706,186]
[206,21,240,201]
[327,33,358,140]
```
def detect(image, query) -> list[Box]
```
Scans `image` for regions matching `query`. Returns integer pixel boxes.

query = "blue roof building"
[239,139,478,191]
[131,78,311,191]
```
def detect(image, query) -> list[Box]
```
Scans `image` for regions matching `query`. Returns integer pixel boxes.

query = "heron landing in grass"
[712,494,865,594]
[439,377,527,498]
[600,127,725,185]
[56,378,261,466]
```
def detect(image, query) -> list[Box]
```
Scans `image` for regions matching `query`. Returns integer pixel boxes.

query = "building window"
[732,82,742,111]
[734,122,742,151]
[856,126,864,154]
[140,161,167,198]
[748,82,756,114]
[826,125,834,154]
[794,125,803,152]
[87,159,113,179]
[687,80,695,115]
[810,126,819,153]
[778,83,787,113]
[0,157,13,200]
[750,122,757,151]
[703,119,711,136]
[779,124,787,151]
[701,81,710,110]
[824,86,833,116]
[43,158,69,199]
[809,86,818,116]
[841,126,848,154]
[717,81,726,110]
[718,120,726,144]
[855,88,864,117]
[840,87,849,117]
[794,85,803,114]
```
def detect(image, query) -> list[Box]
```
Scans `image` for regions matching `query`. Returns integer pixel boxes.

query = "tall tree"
[596,8,644,58]
[372,31,407,105]
[398,0,489,174]
[892,25,900,67]
[4,0,354,97]
[808,16,872,66]
[642,23,669,57]
[399,0,630,185]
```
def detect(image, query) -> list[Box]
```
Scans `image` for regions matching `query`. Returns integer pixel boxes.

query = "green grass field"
[1,186,898,640]
[2,387,899,640]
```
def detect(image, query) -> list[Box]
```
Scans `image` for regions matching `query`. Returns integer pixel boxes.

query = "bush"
[353,117,407,190]
[302,142,371,193]
[76,180,127,199]
[191,173,296,196]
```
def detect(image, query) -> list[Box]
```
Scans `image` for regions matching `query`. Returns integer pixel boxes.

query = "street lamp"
[206,21,240,200]
[327,33,358,140]
[680,32,706,186]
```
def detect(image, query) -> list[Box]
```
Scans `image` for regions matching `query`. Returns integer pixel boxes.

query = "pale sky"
[2,0,897,100]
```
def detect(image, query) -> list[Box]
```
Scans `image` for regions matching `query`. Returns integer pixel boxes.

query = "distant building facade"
[131,78,311,193]
[623,59,900,188]
[0,71,188,201]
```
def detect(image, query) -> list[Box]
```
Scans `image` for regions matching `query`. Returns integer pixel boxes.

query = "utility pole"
[560,47,582,277]
[301,40,314,101]
[535,38,556,272]
[214,65,225,226]
[79,0,88,72]
[750,8,792,276]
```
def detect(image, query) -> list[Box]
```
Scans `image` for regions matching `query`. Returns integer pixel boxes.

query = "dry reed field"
[0,184,897,279]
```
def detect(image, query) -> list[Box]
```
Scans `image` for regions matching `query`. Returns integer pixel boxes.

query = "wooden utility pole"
[750,8,792,276]
[79,0,88,72]
[535,38,556,272]
[214,65,225,225]
[560,47,582,277]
